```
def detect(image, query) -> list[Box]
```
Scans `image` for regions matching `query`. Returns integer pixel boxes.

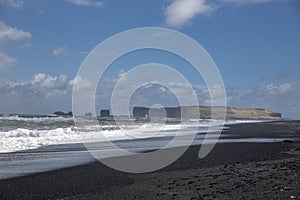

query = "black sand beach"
[0,121,300,200]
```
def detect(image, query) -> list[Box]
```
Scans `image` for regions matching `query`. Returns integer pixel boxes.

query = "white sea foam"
[0,119,267,153]
[0,124,196,153]
[0,115,74,122]
[225,119,271,124]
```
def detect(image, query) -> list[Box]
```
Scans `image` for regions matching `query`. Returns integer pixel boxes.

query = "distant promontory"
[132,106,281,120]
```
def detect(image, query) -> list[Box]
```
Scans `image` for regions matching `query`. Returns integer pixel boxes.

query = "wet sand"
[0,120,300,200]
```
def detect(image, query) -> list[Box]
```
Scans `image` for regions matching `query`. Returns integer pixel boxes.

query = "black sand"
[0,120,300,200]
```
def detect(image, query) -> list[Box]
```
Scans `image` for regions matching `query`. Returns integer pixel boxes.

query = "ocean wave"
[0,119,267,153]
[0,123,198,153]
[0,115,74,123]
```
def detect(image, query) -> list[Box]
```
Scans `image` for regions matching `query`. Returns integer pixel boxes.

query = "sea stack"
[100,109,110,117]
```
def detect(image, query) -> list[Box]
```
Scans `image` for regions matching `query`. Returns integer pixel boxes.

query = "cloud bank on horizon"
[0,0,299,118]
[0,73,299,119]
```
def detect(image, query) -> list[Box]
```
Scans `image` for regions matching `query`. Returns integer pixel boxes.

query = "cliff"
[132,106,281,120]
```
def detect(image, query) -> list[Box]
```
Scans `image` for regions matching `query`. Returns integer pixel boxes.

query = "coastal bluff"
[133,106,281,120]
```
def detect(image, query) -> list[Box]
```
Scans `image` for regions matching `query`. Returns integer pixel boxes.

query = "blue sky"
[0,0,299,118]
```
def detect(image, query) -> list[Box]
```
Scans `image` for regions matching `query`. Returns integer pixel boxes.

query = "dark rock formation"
[85,112,92,117]
[54,111,73,117]
[270,112,282,118]
[133,107,149,118]
[133,107,182,118]
[165,107,181,118]
[100,109,110,117]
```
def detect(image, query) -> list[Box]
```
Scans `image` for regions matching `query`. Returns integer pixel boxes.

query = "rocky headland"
[133,106,282,120]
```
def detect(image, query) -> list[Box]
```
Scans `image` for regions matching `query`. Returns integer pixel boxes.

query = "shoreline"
[0,119,298,180]
[1,142,299,200]
[0,121,300,199]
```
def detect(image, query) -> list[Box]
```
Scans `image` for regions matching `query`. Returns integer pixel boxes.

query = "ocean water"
[0,115,266,153]
[0,115,292,179]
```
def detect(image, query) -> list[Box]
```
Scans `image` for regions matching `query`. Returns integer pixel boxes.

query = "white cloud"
[0,73,97,114]
[52,44,71,56]
[66,0,103,7]
[0,51,17,69]
[203,85,227,106]
[0,20,31,70]
[165,0,213,27]
[0,0,24,8]
[32,73,68,90]
[265,83,292,95]
[0,20,31,43]
[0,73,74,114]
[69,75,93,91]
[164,0,277,27]
[220,0,273,6]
